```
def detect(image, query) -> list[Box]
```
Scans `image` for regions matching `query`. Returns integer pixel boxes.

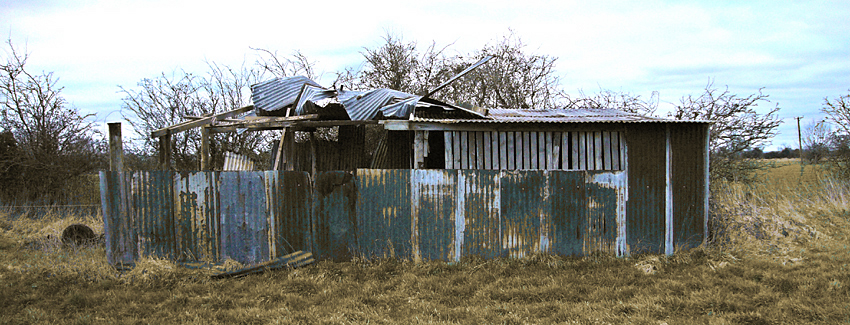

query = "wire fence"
[0,204,102,220]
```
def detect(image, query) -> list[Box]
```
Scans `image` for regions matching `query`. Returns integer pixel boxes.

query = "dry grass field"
[1,161,849,324]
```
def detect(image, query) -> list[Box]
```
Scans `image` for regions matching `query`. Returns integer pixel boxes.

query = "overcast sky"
[3,0,848,151]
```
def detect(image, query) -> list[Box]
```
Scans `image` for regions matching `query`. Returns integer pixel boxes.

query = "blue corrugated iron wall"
[356,169,413,259]
[459,170,501,259]
[101,169,629,266]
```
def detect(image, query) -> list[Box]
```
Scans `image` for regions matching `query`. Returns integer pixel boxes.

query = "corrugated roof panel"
[251,76,487,121]
[340,88,419,120]
[250,76,323,114]
[411,108,712,124]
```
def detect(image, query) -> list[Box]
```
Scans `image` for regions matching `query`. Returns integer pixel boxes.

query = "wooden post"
[273,128,287,170]
[200,126,210,170]
[310,131,318,177]
[413,130,428,169]
[108,122,124,172]
[159,133,172,170]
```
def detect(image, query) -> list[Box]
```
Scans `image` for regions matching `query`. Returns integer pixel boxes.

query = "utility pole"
[795,117,803,165]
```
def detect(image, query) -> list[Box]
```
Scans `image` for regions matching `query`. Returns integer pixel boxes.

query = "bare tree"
[802,121,831,164]
[671,80,782,183]
[443,31,565,109]
[0,39,103,202]
[342,31,566,110]
[820,91,850,177]
[120,50,317,170]
[566,88,659,115]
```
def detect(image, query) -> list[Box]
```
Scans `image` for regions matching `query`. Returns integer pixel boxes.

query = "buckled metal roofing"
[412,108,712,124]
[250,76,486,121]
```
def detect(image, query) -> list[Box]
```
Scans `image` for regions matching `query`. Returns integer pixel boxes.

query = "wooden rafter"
[150,105,255,138]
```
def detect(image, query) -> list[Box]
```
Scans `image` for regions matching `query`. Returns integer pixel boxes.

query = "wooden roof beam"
[150,105,255,138]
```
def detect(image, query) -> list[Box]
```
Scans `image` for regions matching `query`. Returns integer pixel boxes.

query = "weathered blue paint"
[220,172,268,265]
[136,171,175,259]
[356,169,412,259]
[548,171,587,256]
[412,169,456,261]
[101,168,636,267]
[174,171,218,261]
[500,170,543,258]
[460,169,501,259]
[100,171,136,267]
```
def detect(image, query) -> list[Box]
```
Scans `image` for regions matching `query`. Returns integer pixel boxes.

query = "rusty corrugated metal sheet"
[670,123,709,249]
[412,169,456,262]
[223,152,255,171]
[265,171,312,258]
[459,169,502,260]
[313,171,357,262]
[127,171,175,260]
[103,168,639,265]
[584,171,624,255]
[174,171,217,261]
[356,169,412,258]
[500,170,544,258]
[101,171,136,267]
[625,124,667,254]
[411,108,712,124]
[547,171,586,256]
[220,172,269,265]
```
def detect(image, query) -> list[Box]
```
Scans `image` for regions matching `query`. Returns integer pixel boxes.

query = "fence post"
[159,133,172,170]
[108,122,124,171]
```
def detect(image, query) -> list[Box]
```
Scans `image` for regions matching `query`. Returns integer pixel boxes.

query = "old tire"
[62,224,95,246]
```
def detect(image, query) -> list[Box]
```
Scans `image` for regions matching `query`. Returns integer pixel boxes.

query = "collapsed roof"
[250,76,487,121]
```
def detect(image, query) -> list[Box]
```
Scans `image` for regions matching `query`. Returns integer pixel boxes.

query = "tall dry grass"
[709,160,850,263]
